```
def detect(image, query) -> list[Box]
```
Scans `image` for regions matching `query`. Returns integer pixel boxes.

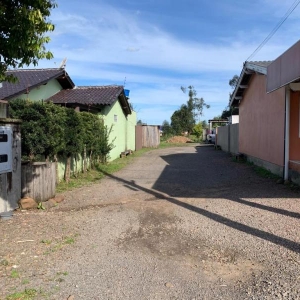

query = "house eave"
[230,62,268,107]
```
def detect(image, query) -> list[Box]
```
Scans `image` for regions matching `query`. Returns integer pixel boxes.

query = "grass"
[10,270,19,279]
[6,288,37,300]
[252,165,281,180]
[56,142,192,193]
[42,235,78,255]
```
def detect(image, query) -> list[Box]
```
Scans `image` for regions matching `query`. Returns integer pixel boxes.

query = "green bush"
[9,100,115,180]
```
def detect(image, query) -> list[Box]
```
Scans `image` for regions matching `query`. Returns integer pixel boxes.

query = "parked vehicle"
[207,133,215,144]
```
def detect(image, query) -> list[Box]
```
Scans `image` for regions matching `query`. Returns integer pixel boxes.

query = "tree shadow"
[97,145,300,253]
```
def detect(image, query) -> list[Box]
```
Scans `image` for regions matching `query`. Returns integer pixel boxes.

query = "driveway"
[1,145,300,299]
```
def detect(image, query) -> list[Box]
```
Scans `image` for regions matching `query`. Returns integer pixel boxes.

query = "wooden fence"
[142,125,160,148]
[21,162,56,202]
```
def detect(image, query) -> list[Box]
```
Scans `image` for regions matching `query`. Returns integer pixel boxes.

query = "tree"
[161,120,173,138]
[181,86,210,123]
[0,1,57,82]
[229,75,239,89]
[221,75,240,119]
[192,122,203,138]
[171,104,194,135]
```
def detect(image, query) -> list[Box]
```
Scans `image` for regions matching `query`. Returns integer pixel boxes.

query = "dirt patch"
[117,201,262,284]
[166,136,192,143]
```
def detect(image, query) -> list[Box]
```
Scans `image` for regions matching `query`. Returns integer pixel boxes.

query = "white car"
[207,134,215,144]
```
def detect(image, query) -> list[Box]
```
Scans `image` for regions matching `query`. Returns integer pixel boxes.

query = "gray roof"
[47,86,132,115]
[0,68,75,100]
[230,61,273,107]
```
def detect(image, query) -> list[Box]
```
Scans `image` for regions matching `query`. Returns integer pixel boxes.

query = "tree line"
[161,86,210,139]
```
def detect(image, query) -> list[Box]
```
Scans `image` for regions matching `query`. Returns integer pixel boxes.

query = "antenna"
[123,76,127,87]
[59,58,67,69]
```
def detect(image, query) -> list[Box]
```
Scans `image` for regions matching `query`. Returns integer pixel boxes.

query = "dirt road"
[1,145,300,299]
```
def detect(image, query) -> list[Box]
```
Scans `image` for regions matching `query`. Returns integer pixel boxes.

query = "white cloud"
[37,0,300,124]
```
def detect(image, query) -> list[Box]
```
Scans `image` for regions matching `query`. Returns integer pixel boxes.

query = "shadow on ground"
[99,145,300,253]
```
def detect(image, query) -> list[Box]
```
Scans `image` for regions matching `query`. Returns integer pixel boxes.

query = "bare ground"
[1,144,300,299]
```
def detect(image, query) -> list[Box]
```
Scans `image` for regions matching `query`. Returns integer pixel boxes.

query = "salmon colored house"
[230,41,300,184]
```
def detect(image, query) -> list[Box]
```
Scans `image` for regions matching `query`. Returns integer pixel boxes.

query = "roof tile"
[47,86,125,106]
[0,68,74,100]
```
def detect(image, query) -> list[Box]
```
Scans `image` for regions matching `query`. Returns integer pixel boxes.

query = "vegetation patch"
[6,288,37,300]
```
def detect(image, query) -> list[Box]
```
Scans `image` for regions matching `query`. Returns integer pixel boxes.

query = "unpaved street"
[1,145,300,299]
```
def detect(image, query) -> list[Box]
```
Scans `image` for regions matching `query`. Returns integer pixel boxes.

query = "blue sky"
[37,0,300,124]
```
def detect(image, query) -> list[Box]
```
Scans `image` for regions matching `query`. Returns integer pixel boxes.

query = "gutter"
[284,87,290,181]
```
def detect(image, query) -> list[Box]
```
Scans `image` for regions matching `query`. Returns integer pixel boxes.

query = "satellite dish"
[59,58,67,69]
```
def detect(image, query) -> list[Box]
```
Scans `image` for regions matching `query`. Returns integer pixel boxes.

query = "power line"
[246,0,300,61]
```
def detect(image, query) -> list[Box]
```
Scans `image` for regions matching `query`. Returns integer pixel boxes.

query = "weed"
[6,288,37,300]
[10,270,19,279]
[253,165,280,180]
[0,259,9,266]
[22,279,30,285]
[56,271,68,276]
[37,202,46,210]
[41,240,51,245]
[63,237,74,245]
[42,235,77,255]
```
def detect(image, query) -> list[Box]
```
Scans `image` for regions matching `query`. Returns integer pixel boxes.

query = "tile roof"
[47,86,125,106]
[0,68,74,100]
[248,61,272,68]
[230,61,273,107]
[47,85,132,115]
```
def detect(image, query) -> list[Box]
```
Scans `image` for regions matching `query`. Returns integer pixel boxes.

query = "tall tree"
[181,86,210,122]
[0,1,57,82]
[221,74,240,119]
[161,120,173,137]
[171,104,194,135]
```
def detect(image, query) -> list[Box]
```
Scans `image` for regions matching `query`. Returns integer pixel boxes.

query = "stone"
[53,195,65,203]
[67,296,75,300]
[44,199,57,209]
[18,197,37,210]
[165,282,174,288]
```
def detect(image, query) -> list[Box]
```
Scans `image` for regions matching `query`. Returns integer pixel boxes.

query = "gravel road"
[1,144,300,300]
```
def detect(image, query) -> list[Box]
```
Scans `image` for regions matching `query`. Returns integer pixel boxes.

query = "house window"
[114,115,118,122]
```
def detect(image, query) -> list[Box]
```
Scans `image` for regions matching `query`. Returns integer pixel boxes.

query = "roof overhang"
[230,62,268,107]
[118,92,131,115]
[267,40,300,93]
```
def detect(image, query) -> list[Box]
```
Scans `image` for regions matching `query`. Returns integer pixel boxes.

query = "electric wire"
[246,0,300,61]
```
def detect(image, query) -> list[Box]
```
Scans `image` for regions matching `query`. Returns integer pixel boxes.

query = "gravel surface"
[0,144,300,300]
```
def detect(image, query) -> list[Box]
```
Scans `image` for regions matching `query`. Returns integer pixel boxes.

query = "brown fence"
[21,162,56,202]
[142,125,160,148]
[135,125,143,151]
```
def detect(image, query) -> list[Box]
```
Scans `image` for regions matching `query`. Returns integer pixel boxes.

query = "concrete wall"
[217,124,239,154]
[11,78,63,101]
[229,124,239,155]
[247,154,283,177]
[217,126,229,152]
[0,121,21,213]
[239,73,285,167]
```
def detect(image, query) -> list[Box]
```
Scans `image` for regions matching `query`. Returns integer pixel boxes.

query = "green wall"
[102,100,136,161]
[11,79,63,101]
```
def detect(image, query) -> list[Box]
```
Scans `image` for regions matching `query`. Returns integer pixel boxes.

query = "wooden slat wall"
[21,162,56,202]
[142,126,160,148]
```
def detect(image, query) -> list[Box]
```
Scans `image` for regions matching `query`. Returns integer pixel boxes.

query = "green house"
[0,68,137,162]
[47,86,137,161]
